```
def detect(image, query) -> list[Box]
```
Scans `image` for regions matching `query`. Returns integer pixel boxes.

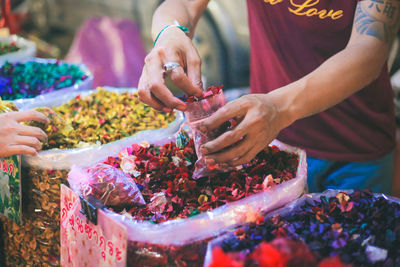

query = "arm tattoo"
[354,0,400,44]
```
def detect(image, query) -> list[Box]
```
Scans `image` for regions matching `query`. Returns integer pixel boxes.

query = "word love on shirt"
[263,0,344,20]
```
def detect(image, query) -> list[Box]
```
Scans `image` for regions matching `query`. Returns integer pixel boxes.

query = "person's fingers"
[200,121,249,155]
[158,48,203,97]
[147,52,186,110]
[204,136,255,163]
[200,108,253,154]
[14,110,49,125]
[7,145,38,156]
[186,48,204,93]
[16,136,42,151]
[16,136,43,150]
[149,79,186,111]
[169,66,203,97]
[138,72,168,112]
[203,100,249,132]
[141,51,175,111]
[17,124,48,143]
[230,144,263,166]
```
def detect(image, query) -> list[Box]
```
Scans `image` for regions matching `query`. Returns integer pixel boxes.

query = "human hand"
[199,94,291,166]
[138,27,203,112]
[0,110,49,157]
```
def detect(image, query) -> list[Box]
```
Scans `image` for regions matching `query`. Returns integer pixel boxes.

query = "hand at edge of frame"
[0,110,49,157]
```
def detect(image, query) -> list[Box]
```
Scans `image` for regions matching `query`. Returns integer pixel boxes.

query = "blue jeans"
[307,152,394,194]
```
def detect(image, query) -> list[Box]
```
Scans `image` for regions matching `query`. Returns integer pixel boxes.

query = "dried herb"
[104,136,298,223]
[0,61,88,100]
[102,135,299,267]
[0,42,19,56]
[212,190,400,267]
[1,169,68,266]
[33,88,176,149]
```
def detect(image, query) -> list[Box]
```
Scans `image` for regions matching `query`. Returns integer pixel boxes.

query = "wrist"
[265,82,304,128]
[152,27,188,49]
[152,23,190,47]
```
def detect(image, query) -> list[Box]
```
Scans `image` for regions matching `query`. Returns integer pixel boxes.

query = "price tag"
[61,185,127,267]
[0,155,22,224]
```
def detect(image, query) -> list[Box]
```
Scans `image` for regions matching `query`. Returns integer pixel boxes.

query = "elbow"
[367,61,386,83]
[346,40,390,85]
[360,52,388,85]
[370,57,386,81]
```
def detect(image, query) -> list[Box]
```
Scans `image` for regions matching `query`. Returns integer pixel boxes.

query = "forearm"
[152,0,209,40]
[271,40,389,126]
[272,0,399,126]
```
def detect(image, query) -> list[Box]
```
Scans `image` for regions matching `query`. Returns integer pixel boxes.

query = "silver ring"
[163,62,181,75]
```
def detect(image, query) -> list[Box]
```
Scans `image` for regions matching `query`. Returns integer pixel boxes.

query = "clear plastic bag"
[184,88,230,179]
[69,163,145,207]
[71,138,307,266]
[0,35,36,64]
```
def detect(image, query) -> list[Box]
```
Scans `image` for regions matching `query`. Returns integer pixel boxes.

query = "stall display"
[17,87,183,169]
[205,190,400,267]
[65,136,307,266]
[73,137,299,223]
[34,88,176,149]
[1,169,69,266]
[1,88,182,266]
[0,42,19,55]
[0,58,92,101]
[0,35,36,64]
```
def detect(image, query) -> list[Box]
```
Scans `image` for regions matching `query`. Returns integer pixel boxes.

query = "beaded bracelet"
[153,23,190,47]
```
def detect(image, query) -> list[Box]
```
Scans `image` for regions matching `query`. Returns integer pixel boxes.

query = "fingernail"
[196,90,204,97]
[199,146,208,154]
[205,158,215,165]
[162,107,172,113]
[199,125,207,133]
[178,104,187,111]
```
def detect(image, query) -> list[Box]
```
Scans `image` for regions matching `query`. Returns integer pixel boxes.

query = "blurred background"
[1,0,400,113]
[4,0,400,85]
[4,0,250,89]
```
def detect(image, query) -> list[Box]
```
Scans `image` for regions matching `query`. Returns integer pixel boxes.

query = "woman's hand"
[138,28,203,112]
[0,110,49,157]
[199,94,292,166]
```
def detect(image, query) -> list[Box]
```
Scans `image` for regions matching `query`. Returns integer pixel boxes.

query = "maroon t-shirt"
[247,0,395,161]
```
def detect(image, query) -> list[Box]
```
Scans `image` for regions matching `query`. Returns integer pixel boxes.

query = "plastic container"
[184,89,229,179]
[203,190,400,267]
[2,58,93,102]
[0,35,36,64]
